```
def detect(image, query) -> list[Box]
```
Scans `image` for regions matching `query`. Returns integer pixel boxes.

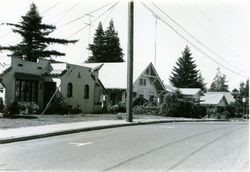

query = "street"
[0,122,248,172]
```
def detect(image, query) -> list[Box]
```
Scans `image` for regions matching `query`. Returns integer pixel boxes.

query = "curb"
[0,119,230,144]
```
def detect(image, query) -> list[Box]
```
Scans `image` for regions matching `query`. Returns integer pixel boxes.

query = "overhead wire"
[141,2,248,79]
[152,2,247,74]
[67,2,119,39]
[41,0,63,15]
[59,2,113,27]
[54,2,80,25]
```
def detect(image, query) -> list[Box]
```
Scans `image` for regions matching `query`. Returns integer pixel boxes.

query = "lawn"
[0,113,167,129]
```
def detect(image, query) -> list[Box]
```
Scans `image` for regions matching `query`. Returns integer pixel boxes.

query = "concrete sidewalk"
[0,118,228,144]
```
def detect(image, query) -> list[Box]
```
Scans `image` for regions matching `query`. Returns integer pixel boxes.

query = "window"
[67,83,73,97]
[84,84,89,99]
[139,78,146,86]
[15,79,38,103]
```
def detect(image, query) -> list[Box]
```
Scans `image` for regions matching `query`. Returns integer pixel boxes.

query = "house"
[178,88,204,102]
[205,91,235,104]
[164,85,204,102]
[83,62,167,106]
[200,93,228,115]
[0,57,105,113]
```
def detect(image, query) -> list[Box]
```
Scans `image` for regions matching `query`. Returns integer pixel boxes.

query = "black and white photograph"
[0,0,249,171]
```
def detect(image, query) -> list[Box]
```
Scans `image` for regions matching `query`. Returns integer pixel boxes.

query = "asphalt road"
[0,122,248,172]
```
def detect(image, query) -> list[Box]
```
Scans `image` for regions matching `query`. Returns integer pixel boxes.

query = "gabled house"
[205,91,235,104]
[164,85,204,102]
[178,88,204,102]
[83,62,167,106]
[200,93,228,115]
[0,57,105,113]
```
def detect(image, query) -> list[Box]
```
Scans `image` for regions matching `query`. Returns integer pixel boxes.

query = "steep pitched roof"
[200,94,228,106]
[206,92,235,104]
[82,62,166,91]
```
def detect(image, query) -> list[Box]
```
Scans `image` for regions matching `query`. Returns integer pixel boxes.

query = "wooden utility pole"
[126,1,134,122]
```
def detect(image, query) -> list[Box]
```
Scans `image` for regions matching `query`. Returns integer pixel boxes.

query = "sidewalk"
[0,118,229,144]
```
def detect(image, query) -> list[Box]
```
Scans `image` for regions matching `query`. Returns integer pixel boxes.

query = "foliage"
[133,97,148,107]
[45,94,70,114]
[133,104,161,115]
[208,68,229,92]
[107,102,126,114]
[231,79,249,117]
[160,90,200,118]
[169,46,206,91]
[18,102,39,114]
[3,101,18,117]
[86,20,124,63]
[70,105,82,114]
[0,3,77,62]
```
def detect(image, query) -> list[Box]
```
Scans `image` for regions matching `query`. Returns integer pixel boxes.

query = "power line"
[54,2,80,25]
[67,2,119,39]
[152,2,247,74]
[141,2,248,79]
[59,2,113,27]
[41,1,63,15]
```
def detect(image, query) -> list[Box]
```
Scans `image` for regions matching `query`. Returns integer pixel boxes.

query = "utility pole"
[154,15,158,67]
[126,1,134,122]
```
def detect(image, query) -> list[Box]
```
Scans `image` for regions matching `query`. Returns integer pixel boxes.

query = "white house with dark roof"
[200,93,228,115]
[0,57,105,113]
[83,62,167,106]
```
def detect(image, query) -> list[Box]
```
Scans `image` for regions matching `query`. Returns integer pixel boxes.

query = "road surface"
[0,122,248,172]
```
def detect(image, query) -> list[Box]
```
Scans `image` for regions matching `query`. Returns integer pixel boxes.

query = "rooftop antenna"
[84,13,94,59]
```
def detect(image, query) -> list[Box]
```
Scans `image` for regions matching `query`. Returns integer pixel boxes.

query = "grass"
[0,113,168,129]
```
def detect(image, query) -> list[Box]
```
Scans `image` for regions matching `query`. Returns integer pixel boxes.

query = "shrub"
[220,111,230,119]
[45,93,70,114]
[70,105,82,114]
[18,102,39,114]
[3,101,18,117]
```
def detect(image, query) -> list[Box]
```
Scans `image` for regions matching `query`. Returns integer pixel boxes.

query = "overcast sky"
[0,0,248,91]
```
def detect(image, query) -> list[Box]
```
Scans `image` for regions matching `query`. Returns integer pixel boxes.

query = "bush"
[3,101,19,117]
[18,102,39,114]
[45,94,70,114]
[70,105,82,114]
[219,111,230,119]
[133,104,161,115]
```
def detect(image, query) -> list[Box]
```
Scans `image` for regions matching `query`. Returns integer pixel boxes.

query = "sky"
[0,0,248,91]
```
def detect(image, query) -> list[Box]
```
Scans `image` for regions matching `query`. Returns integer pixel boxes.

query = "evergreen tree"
[86,20,124,63]
[0,3,77,62]
[169,46,206,91]
[86,22,105,63]
[208,68,229,92]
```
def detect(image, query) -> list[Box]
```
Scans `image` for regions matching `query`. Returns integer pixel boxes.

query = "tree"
[232,79,249,117]
[86,20,124,63]
[86,22,105,63]
[0,3,77,62]
[208,68,229,92]
[169,46,206,91]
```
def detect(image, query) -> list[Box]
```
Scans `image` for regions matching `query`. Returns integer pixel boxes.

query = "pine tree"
[86,20,124,63]
[169,46,206,91]
[0,3,77,62]
[208,68,229,92]
[87,22,105,63]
